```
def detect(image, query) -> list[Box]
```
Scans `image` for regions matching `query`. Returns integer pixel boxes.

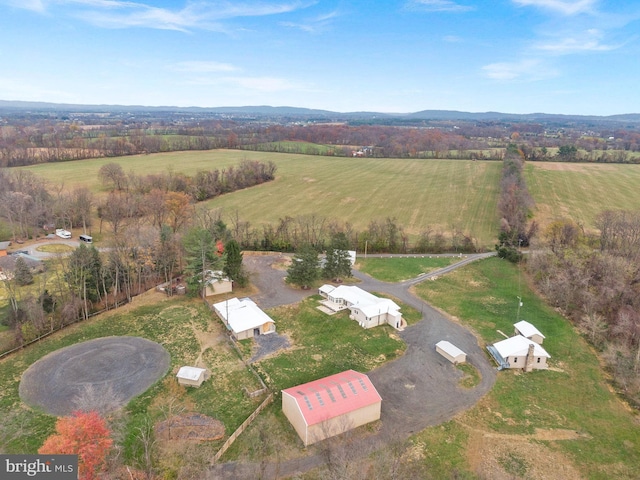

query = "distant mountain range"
[2,99,640,123]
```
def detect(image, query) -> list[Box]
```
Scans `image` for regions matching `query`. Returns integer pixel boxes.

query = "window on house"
[537,357,541,363]
[513,357,517,363]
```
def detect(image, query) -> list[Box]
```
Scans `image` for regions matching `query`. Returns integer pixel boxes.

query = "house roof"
[514,320,545,339]
[0,241,11,250]
[493,335,550,359]
[328,285,400,311]
[357,298,401,318]
[212,297,274,334]
[319,284,335,295]
[436,340,466,358]
[282,370,381,426]
[176,366,207,381]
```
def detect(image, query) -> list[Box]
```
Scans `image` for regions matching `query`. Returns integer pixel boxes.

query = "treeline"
[0,159,276,241]
[528,210,640,406]
[230,214,479,254]
[5,114,640,168]
[495,145,537,261]
[98,159,276,200]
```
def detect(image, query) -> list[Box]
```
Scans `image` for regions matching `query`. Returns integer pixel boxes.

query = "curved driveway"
[209,252,497,478]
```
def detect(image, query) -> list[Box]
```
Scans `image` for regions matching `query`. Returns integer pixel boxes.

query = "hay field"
[526,162,640,233]
[22,150,502,246]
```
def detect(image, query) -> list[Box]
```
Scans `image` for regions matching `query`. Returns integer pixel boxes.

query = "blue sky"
[1,0,638,115]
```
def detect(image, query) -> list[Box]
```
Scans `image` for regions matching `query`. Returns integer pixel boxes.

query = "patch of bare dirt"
[461,420,586,480]
[155,413,225,442]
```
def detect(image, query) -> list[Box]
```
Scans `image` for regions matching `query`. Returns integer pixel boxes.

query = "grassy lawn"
[357,256,460,282]
[255,296,406,392]
[35,244,74,254]
[412,257,640,479]
[526,161,640,234]
[21,150,502,247]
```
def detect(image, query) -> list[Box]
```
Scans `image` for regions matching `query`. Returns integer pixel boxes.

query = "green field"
[21,150,502,247]
[526,161,640,233]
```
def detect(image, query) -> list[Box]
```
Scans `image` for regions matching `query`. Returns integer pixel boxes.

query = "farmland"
[525,161,640,233]
[20,149,503,247]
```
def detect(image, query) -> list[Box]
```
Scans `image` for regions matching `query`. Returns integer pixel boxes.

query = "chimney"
[525,343,535,372]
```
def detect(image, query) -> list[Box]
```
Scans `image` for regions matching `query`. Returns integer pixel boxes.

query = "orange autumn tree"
[39,410,113,480]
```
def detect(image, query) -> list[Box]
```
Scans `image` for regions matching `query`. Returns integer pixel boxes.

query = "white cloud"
[482,58,557,81]
[404,0,474,13]
[7,0,314,31]
[512,0,597,16]
[533,29,619,53]
[279,9,340,33]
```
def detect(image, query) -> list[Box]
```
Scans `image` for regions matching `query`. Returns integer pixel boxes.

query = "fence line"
[211,392,274,464]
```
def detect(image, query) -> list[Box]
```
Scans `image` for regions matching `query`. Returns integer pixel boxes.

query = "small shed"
[204,271,233,297]
[176,366,209,388]
[436,340,467,364]
[514,320,545,344]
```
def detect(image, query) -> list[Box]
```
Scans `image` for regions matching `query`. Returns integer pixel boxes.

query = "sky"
[1,0,639,115]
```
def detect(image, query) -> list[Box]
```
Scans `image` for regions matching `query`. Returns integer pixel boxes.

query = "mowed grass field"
[526,161,640,233]
[21,150,502,247]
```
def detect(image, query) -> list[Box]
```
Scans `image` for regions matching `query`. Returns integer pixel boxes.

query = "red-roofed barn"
[281,370,382,446]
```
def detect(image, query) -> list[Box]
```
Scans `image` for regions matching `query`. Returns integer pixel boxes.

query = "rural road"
[208,252,497,478]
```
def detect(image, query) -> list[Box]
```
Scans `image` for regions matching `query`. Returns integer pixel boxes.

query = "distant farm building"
[318,285,405,330]
[203,270,233,297]
[281,370,382,446]
[212,297,276,340]
[435,340,467,364]
[514,320,545,344]
[176,366,209,388]
[0,241,9,257]
[487,335,550,371]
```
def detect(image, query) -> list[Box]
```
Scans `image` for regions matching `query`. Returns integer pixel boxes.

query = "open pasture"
[22,150,503,247]
[526,161,640,233]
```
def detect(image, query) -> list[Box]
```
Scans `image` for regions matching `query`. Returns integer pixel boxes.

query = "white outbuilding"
[514,320,545,344]
[435,340,467,364]
[212,297,276,340]
[176,366,209,388]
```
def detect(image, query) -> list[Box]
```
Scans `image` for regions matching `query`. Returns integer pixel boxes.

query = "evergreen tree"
[287,244,319,289]
[14,256,33,286]
[223,239,247,287]
[323,232,352,282]
[183,226,224,297]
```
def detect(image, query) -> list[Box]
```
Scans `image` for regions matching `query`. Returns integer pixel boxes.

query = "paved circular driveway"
[19,336,170,416]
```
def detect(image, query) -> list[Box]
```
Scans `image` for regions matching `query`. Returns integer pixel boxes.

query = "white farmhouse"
[488,335,550,371]
[318,285,405,330]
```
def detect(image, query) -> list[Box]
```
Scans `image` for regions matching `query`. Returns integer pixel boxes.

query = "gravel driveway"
[208,253,497,478]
